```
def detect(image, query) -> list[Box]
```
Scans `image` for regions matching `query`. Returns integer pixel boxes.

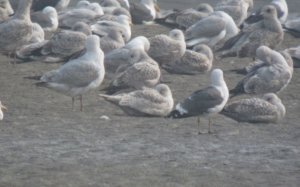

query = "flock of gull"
[0,0,299,134]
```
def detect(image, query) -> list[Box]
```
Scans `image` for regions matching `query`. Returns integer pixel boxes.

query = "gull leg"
[80,95,83,112]
[208,117,212,134]
[197,116,205,135]
[72,97,75,110]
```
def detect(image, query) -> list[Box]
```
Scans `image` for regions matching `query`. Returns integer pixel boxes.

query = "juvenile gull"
[130,0,160,24]
[99,84,173,117]
[0,101,7,121]
[31,6,58,32]
[243,0,288,25]
[168,69,229,134]
[162,44,213,75]
[35,35,105,111]
[221,93,286,123]
[148,29,185,66]
[0,0,33,62]
[0,0,14,21]
[185,11,239,48]
[17,22,91,63]
[230,46,293,97]
[99,29,125,54]
[104,47,160,94]
[218,5,284,58]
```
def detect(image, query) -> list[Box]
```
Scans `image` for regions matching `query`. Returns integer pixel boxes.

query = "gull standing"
[221,93,286,123]
[35,35,105,111]
[99,84,174,117]
[168,69,229,134]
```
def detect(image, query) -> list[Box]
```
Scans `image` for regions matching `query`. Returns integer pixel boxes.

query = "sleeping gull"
[217,5,284,59]
[99,29,125,54]
[148,29,185,66]
[31,6,58,32]
[221,93,286,123]
[230,46,293,97]
[162,44,213,75]
[185,11,239,48]
[130,0,160,24]
[0,0,33,63]
[17,21,91,63]
[0,101,7,121]
[105,36,150,72]
[0,0,14,21]
[99,84,173,117]
[215,0,253,26]
[35,35,105,111]
[243,0,288,26]
[104,47,160,94]
[168,69,229,134]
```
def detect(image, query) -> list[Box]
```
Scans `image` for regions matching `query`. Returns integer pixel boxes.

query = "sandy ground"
[0,0,300,186]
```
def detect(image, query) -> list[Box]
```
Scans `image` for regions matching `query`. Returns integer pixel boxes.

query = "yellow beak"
[1,105,7,110]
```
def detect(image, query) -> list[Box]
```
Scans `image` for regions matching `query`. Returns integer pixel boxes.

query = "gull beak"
[155,4,160,12]
[1,105,7,111]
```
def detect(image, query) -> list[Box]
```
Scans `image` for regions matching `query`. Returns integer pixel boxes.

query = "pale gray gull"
[162,44,213,75]
[230,46,293,97]
[218,5,284,58]
[168,69,229,134]
[99,84,173,117]
[148,29,185,66]
[31,6,58,32]
[0,100,7,121]
[285,45,300,68]
[0,0,14,21]
[221,93,286,123]
[185,11,239,48]
[283,17,300,38]
[130,0,160,24]
[35,35,105,111]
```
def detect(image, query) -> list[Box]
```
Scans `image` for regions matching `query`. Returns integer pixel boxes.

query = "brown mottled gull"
[104,47,160,94]
[0,100,7,120]
[35,35,105,111]
[218,5,284,58]
[0,0,33,62]
[162,44,213,75]
[168,69,229,134]
[230,46,293,97]
[30,6,58,32]
[221,93,286,123]
[130,0,160,24]
[99,29,125,54]
[99,84,174,117]
[148,29,186,66]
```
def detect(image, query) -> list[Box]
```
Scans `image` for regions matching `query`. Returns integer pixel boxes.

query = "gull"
[31,6,58,32]
[17,21,91,63]
[243,0,288,26]
[168,69,229,134]
[185,11,239,48]
[218,5,284,58]
[283,17,300,38]
[221,93,286,123]
[0,0,33,63]
[104,36,150,72]
[31,0,70,12]
[99,84,174,117]
[148,29,186,66]
[99,29,125,54]
[96,7,131,22]
[104,47,160,94]
[285,45,300,68]
[215,0,253,26]
[0,101,7,120]
[0,0,14,22]
[162,44,213,75]
[35,35,105,111]
[130,0,160,24]
[230,46,293,97]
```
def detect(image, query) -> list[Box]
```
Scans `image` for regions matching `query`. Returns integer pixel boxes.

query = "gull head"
[76,0,90,8]
[155,84,172,98]
[169,29,185,41]
[193,44,214,60]
[43,6,57,18]
[72,22,92,35]
[261,5,278,19]
[211,68,225,86]
[86,35,100,51]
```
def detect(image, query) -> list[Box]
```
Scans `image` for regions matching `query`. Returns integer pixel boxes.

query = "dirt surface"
[1,0,300,186]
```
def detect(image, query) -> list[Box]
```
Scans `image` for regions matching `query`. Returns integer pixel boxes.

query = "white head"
[0,101,7,120]
[86,34,100,51]
[128,36,150,51]
[210,68,225,86]
[116,14,131,25]
[256,45,272,63]
[156,84,173,98]
[43,6,57,18]
[76,0,90,8]
[0,0,14,16]
[89,2,104,15]
[193,44,214,61]
[169,29,185,41]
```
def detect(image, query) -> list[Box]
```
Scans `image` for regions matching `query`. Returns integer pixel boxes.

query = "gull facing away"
[31,6,58,32]
[148,29,186,66]
[0,0,33,62]
[185,11,239,48]
[130,0,160,24]
[230,46,293,97]
[217,5,284,59]
[168,69,229,134]
[35,35,105,111]
[0,101,7,120]
[99,84,174,117]
[0,0,14,22]
[162,44,213,75]
[221,93,286,123]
